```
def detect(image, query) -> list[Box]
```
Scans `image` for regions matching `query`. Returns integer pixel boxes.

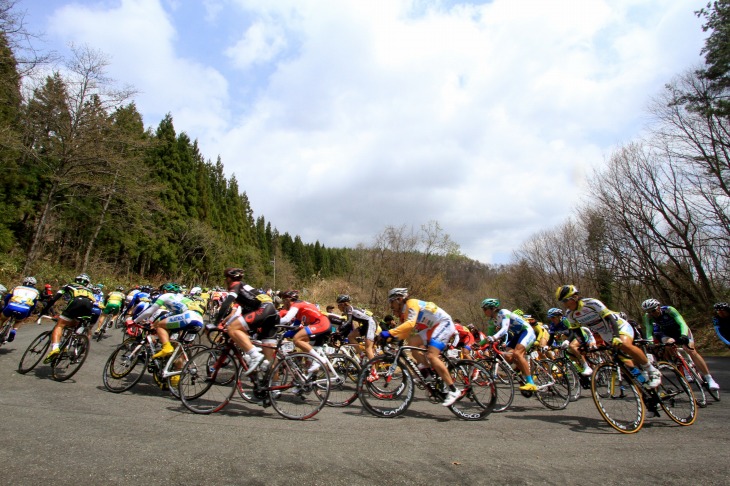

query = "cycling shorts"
[60,297,94,321]
[304,315,332,337]
[594,320,634,343]
[353,320,378,341]
[102,303,122,315]
[506,327,536,350]
[227,303,279,344]
[2,302,32,320]
[660,328,694,344]
[160,311,204,332]
[419,320,456,351]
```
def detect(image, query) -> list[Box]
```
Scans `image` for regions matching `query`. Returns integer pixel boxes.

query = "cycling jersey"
[643,306,690,341]
[2,285,40,320]
[44,283,95,321]
[564,298,631,342]
[453,324,475,349]
[389,298,456,350]
[341,304,378,341]
[280,300,331,336]
[134,292,203,333]
[218,282,279,343]
[489,309,531,342]
[102,291,125,315]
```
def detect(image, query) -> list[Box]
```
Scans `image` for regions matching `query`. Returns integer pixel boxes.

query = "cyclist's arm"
[666,306,690,337]
[714,317,730,346]
[134,303,161,324]
[279,306,299,325]
[215,294,236,325]
[642,313,654,340]
[388,300,419,340]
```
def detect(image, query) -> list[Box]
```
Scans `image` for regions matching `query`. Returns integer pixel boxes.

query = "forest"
[0,1,727,345]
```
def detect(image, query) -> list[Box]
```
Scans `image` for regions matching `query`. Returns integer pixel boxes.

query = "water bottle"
[630,367,647,384]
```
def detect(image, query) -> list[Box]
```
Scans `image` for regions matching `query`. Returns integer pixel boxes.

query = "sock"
[525,375,535,385]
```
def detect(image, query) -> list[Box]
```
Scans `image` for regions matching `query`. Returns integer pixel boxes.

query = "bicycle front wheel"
[591,362,645,434]
[179,348,238,414]
[680,362,707,408]
[18,331,52,374]
[103,339,147,392]
[357,355,414,418]
[448,359,496,420]
[52,334,90,381]
[167,344,209,399]
[269,352,330,420]
[479,359,515,412]
[534,359,570,410]
[556,359,581,402]
[656,362,697,426]
[326,353,360,407]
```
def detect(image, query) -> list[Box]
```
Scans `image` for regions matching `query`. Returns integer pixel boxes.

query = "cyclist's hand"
[677,335,690,346]
[611,336,623,347]
[487,336,495,343]
[379,330,391,340]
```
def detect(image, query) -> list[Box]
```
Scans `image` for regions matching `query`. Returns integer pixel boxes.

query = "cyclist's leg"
[684,342,719,389]
[424,321,456,386]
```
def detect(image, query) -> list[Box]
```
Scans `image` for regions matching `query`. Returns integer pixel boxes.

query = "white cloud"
[36,0,706,264]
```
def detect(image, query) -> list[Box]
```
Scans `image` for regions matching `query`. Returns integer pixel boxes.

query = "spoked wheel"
[95,315,111,342]
[656,362,697,426]
[103,339,148,392]
[166,344,209,399]
[556,359,581,402]
[179,348,238,414]
[479,359,514,412]
[325,353,360,407]
[18,331,52,374]
[357,355,414,418]
[52,334,90,381]
[534,359,570,410]
[679,363,707,408]
[448,359,496,420]
[268,352,330,420]
[591,362,645,434]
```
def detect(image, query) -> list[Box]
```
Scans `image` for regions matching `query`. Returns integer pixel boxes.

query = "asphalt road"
[0,322,728,486]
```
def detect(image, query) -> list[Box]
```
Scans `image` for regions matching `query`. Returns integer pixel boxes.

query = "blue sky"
[20,0,707,264]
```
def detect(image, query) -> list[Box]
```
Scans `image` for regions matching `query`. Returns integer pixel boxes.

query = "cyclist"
[556,285,660,388]
[123,286,151,317]
[134,282,204,362]
[452,322,476,358]
[546,307,595,376]
[642,298,719,391]
[714,302,730,347]
[0,276,40,342]
[90,286,105,329]
[380,288,462,407]
[41,274,96,363]
[279,289,332,361]
[337,294,378,365]
[477,299,537,391]
[94,286,126,335]
[214,267,280,374]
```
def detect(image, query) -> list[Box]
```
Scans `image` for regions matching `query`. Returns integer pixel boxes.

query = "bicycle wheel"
[52,334,90,381]
[448,359,496,420]
[326,353,360,407]
[679,362,707,408]
[95,315,110,342]
[18,331,52,374]
[166,344,209,399]
[656,362,697,426]
[557,359,581,402]
[268,352,330,420]
[357,355,414,418]
[591,362,645,434]
[534,359,570,410]
[178,348,237,414]
[102,339,148,392]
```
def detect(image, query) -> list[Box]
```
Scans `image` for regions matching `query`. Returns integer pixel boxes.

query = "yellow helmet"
[555,285,579,302]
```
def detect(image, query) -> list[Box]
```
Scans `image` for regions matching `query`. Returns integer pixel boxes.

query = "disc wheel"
[591,362,645,434]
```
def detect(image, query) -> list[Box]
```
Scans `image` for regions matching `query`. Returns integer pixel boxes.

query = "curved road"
[0,322,728,485]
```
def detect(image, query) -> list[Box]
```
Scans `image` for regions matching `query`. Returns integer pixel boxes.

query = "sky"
[19,0,708,264]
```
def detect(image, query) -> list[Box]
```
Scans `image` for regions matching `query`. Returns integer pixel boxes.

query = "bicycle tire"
[479,358,514,412]
[18,330,52,374]
[166,344,209,399]
[705,380,721,401]
[556,359,582,402]
[178,348,237,414]
[534,359,570,410]
[268,352,330,420]
[357,355,414,418]
[0,318,15,343]
[591,362,645,434]
[102,339,148,392]
[656,362,697,426]
[325,353,360,407]
[680,361,707,408]
[52,334,90,381]
[448,359,496,420]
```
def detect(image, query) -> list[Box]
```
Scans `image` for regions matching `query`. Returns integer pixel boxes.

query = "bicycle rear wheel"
[18,331,52,374]
[52,334,90,381]
[534,359,570,410]
[656,362,697,426]
[591,362,645,434]
[167,344,209,399]
[268,352,330,420]
[103,339,147,392]
[479,359,514,412]
[179,348,238,414]
[357,355,414,418]
[326,353,360,407]
[679,362,707,408]
[448,360,496,420]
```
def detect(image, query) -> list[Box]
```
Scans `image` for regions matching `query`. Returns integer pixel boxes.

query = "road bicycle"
[0,316,17,346]
[93,311,121,342]
[651,342,720,407]
[18,316,92,381]
[357,341,496,420]
[102,322,207,397]
[590,344,697,434]
[178,324,331,420]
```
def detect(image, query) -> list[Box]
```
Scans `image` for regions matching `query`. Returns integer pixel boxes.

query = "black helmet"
[224,267,244,281]
[336,294,350,304]
[280,289,299,300]
[714,302,730,312]
[75,274,91,286]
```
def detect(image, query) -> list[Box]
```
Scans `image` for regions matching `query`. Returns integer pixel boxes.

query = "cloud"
[36,0,706,264]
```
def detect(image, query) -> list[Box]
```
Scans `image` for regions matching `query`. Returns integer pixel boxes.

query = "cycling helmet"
[481,298,500,309]
[224,267,245,281]
[388,288,409,301]
[555,285,578,302]
[22,276,37,287]
[466,323,476,331]
[546,307,563,318]
[714,302,730,312]
[93,286,103,295]
[336,294,351,304]
[116,286,124,292]
[96,283,104,289]
[641,299,661,312]
[280,289,299,300]
[45,284,52,289]
[160,282,180,293]
[75,274,91,286]
[513,309,524,317]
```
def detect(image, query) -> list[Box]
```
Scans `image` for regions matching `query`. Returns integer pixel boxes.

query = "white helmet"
[22,276,37,287]
[641,299,661,311]
[388,288,409,301]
